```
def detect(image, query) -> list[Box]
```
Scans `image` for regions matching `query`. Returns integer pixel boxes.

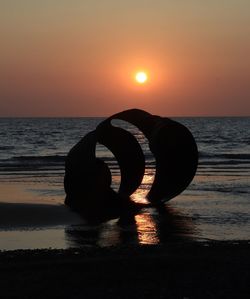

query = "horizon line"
[0,115,249,118]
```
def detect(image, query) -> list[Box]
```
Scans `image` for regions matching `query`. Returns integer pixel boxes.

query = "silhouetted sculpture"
[64,109,198,223]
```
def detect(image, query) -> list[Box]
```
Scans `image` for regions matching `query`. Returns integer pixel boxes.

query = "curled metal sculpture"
[64,109,198,223]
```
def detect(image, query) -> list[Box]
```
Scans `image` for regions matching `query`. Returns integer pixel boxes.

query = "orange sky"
[0,0,250,116]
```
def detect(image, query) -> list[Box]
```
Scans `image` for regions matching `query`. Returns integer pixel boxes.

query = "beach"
[0,117,249,297]
[1,0,250,296]
[0,117,249,248]
[1,242,250,298]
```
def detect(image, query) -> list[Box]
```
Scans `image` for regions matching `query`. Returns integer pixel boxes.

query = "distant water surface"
[0,117,249,250]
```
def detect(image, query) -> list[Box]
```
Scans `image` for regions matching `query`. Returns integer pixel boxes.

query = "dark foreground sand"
[0,241,249,298]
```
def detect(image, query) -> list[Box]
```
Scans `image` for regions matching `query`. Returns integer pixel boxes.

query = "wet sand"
[0,202,83,229]
[0,242,249,298]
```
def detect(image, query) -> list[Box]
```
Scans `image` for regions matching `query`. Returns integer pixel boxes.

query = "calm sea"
[0,117,249,249]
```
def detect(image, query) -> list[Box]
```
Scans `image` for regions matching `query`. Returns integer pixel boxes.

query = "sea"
[0,117,249,250]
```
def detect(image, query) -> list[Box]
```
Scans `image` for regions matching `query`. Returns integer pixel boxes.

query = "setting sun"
[135,71,148,84]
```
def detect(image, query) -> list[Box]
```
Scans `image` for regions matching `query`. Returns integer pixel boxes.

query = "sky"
[0,0,249,117]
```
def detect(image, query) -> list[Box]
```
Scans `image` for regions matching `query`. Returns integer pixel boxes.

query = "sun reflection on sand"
[135,211,159,245]
[42,201,196,249]
[131,174,155,204]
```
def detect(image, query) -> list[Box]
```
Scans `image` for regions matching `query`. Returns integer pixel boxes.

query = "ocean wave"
[199,160,250,166]
[0,155,66,171]
[11,155,66,162]
[199,152,250,160]
[0,146,15,150]
[217,153,250,160]
[0,154,156,171]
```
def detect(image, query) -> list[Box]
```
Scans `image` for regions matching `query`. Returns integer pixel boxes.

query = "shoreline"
[0,242,249,298]
[1,200,250,251]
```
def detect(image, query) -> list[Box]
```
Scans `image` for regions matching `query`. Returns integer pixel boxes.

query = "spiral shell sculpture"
[64,109,198,223]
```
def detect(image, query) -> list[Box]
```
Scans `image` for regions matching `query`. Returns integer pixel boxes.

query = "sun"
[135,71,148,84]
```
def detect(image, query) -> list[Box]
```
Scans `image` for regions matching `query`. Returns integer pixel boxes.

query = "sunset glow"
[0,1,249,116]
